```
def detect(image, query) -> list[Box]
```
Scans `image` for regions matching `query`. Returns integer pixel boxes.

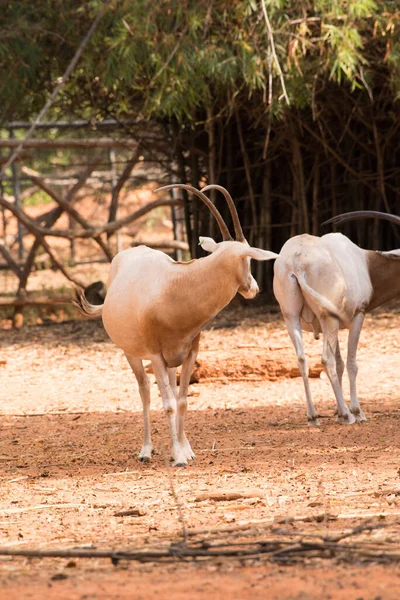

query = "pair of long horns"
[155,184,245,242]
[323,211,400,226]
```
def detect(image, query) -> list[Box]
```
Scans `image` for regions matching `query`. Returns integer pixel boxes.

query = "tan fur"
[74,240,277,466]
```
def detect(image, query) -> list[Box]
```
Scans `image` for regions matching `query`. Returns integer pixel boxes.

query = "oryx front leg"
[320,317,355,425]
[284,316,320,426]
[151,355,187,467]
[125,353,153,462]
[347,313,367,422]
[332,342,345,417]
[176,335,200,462]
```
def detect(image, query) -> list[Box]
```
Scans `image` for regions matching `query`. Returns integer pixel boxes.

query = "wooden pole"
[108,148,121,253]
[0,138,138,150]
[9,129,24,259]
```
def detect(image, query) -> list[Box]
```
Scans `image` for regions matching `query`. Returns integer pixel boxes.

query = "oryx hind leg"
[125,353,154,462]
[285,315,320,426]
[320,317,355,425]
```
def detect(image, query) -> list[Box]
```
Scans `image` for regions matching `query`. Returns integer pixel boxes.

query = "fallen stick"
[7,476,29,483]
[198,444,277,454]
[0,503,87,515]
[0,536,398,564]
[3,411,88,418]
[193,490,265,502]
[328,489,400,498]
[114,508,147,517]
[336,511,400,520]
[0,547,170,561]
[103,471,144,477]
[187,513,336,537]
[187,511,400,537]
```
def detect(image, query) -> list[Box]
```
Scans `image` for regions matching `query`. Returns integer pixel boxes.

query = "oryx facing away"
[273,214,400,426]
[74,184,278,466]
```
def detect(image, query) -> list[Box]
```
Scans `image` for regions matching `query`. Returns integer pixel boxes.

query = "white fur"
[273,232,400,426]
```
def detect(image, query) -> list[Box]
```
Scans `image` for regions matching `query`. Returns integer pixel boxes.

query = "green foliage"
[0,0,398,123]
[323,25,366,86]
[23,190,54,207]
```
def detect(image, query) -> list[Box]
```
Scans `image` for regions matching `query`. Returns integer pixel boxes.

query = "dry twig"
[0,518,398,565]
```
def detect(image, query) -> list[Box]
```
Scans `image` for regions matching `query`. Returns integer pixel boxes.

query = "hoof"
[307,417,321,427]
[139,455,151,463]
[337,412,356,425]
[354,415,367,423]
[351,409,367,423]
[173,461,188,468]
[138,446,154,462]
[184,448,196,461]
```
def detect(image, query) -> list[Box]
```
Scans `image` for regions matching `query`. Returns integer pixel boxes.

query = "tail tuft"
[72,288,104,319]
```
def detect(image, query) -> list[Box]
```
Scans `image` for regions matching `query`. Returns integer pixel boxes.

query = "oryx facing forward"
[75,184,277,466]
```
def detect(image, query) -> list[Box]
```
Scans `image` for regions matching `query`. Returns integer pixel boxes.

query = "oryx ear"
[199,236,219,253]
[377,249,400,260]
[246,247,279,261]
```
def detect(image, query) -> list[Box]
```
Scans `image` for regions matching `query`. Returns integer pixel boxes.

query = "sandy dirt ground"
[0,301,399,599]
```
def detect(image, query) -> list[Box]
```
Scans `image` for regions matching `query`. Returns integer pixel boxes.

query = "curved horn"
[323,211,400,227]
[155,184,232,241]
[200,184,246,242]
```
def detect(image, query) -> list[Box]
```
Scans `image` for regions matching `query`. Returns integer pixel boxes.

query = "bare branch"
[260,0,290,106]
[0,242,22,278]
[22,166,113,261]
[15,163,100,293]
[0,193,182,240]
[0,3,109,177]
[0,194,83,286]
[108,145,142,238]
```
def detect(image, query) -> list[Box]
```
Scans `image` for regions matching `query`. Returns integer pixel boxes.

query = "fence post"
[0,177,7,246]
[109,148,122,254]
[9,128,24,260]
